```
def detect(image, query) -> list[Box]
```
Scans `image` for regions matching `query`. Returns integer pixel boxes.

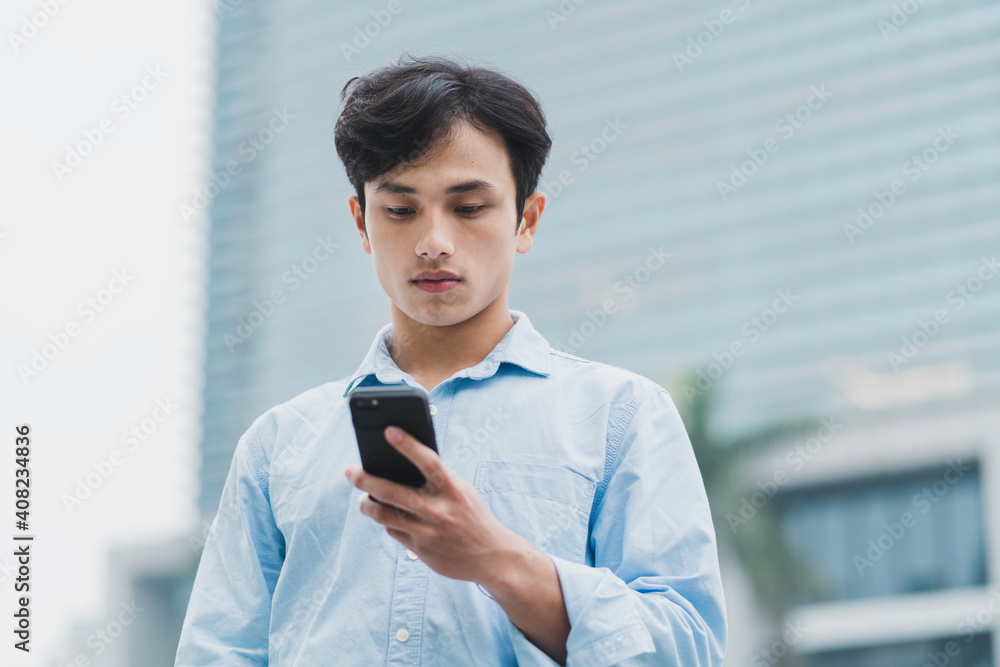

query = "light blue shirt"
[175,309,727,666]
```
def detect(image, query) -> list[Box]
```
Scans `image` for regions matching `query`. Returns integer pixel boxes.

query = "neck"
[387,297,516,386]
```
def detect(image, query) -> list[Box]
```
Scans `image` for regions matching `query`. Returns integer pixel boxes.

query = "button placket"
[426,381,454,462]
[386,545,427,664]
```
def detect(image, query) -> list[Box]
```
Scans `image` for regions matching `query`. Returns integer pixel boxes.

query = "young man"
[175,53,727,666]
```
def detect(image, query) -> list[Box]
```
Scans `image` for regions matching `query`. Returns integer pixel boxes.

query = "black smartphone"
[348,384,438,507]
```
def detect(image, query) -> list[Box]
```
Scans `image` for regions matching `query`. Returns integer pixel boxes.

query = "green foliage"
[673,372,828,621]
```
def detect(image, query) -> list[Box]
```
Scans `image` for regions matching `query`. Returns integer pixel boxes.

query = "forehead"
[367,122,514,197]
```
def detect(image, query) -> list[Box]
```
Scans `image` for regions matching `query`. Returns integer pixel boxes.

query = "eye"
[383,205,486,218]
[384,207,412,218]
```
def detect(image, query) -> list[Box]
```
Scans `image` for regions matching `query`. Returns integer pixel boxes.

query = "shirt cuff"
[506,614,563,667]
[548,554,656,667]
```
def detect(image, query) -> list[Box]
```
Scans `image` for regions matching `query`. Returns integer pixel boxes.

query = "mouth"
[411,276,461,294]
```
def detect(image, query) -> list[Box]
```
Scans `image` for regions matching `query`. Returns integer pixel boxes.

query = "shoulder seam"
[589,386,667,533]
[245,429,272,507]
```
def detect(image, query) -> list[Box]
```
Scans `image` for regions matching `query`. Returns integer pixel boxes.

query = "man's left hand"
[344,425,521,587]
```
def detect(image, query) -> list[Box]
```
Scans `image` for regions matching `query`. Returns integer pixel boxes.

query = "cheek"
[488,241,516,271]
[370,257,400,297]
[478,228,517,259]
[370,238,404,275]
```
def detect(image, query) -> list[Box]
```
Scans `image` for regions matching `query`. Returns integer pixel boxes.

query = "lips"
[412,271,460,293]
[413,270,459,281]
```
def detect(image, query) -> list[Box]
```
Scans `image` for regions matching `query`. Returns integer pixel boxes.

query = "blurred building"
[57,537,196,667]
[113,0,1000,665]
[743,403,997,666]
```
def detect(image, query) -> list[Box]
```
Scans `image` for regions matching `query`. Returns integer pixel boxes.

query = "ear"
[516,191,545,254]
[348,194,371,255]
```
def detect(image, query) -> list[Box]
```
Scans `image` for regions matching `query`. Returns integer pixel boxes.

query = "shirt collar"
[342,309,552,397]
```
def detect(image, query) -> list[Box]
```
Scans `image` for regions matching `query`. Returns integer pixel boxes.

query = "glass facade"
[805,633,992,667]
[779,462,987,604]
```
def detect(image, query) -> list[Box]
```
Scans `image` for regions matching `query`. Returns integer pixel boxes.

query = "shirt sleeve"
[507,388,728,667]
[174,422,285,666]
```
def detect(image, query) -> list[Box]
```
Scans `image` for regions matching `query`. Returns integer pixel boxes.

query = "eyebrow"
[373,179,497,196]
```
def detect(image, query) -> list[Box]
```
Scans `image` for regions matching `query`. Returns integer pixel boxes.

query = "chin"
[398,301,469,327]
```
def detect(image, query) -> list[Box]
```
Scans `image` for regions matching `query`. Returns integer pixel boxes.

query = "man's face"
[349,121,543,327]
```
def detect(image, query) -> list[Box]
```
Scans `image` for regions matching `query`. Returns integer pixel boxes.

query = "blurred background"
[3,0,999,665]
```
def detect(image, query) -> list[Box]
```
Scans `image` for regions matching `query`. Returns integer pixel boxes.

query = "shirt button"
[429,404,438,416]
[396,627,410,642]
[406,549,418,560]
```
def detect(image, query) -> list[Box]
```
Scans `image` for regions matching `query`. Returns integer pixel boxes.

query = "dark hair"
[333,52,552,232]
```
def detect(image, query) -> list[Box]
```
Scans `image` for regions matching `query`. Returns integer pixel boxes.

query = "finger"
[384,426,449,491]
[359,492,420,530]
[348,466,425,514]
[386,526,408,540]
[385,525,415,549]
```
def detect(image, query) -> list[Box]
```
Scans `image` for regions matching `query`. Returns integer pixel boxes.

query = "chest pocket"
[474,460,597,570]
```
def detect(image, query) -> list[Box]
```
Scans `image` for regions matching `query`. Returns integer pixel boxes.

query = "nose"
[415,207,455,259]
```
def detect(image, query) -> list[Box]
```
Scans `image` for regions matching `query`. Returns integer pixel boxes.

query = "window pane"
[802,633,992,667]
[778,461,985,604]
